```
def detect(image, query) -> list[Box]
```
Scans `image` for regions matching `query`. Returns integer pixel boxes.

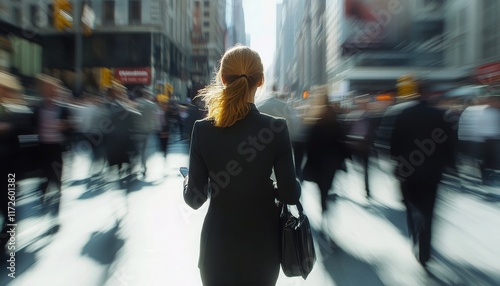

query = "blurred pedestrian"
[156,94,170,169]
[0,71,32,246]
[346,95,380,198]
[458,95,500,184]
[33,74,73,232]
[290,101,308,182]
[390,88,455,267]
[179,103,188,140]
[302,86,350,216]
[134,88,159,177]
[103,81,137,187]
[167,96,181,140]
[183,45,300,286]
[184,96,206,143]
[257,85,302,179]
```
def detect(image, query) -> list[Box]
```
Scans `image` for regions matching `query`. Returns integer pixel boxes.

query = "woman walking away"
[183,45,301,286]
[303,86,350,217]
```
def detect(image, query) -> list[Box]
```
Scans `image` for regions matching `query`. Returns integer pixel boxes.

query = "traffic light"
[54,0,73,31]
[100,68,112,89]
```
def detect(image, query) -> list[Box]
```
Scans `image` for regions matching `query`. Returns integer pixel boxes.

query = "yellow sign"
[100,68,112,88]
[54,0,73,31]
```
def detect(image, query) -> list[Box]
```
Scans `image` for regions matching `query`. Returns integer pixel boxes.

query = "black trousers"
[39,143,64,193]
[157,133,169,158]
[400,181,438,264]
[353,150,370,196]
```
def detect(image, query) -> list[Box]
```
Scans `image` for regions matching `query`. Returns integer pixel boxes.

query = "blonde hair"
[197,45,264,127]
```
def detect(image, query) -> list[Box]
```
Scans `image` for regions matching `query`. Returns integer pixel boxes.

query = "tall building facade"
[327,0,451,95]
[225,0,246,49]
[274,0,307,96]
[0,0,43,88]
[191,0,226,90]
[1,0,194,99]
[275,0,500,99]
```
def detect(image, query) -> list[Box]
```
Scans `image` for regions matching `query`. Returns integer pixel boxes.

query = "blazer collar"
[249,103,259,112]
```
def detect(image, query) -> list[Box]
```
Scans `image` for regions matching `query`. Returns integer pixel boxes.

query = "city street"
[2,137,500,286]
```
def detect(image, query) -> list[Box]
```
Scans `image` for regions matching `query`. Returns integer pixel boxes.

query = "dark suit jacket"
[391,100,455,184]
[303,111,350,188]
[184,103,300,285]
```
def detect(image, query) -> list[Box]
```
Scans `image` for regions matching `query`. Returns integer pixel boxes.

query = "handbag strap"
[296,201,304,217]
[279,201,304,218]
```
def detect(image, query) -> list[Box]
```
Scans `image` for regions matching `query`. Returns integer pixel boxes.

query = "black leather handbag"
[279,201,316,279]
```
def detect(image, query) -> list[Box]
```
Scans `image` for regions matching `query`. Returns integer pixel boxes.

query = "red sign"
[115,67,151,85]
[475,62,500,85]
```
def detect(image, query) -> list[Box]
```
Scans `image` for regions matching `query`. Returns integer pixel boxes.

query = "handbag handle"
[279,201,305,218]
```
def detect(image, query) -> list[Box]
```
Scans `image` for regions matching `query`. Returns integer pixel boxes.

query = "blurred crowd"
[2,68,500,266]
[0,71,206,247]
[260,83,500,191]
[257,81,500,267]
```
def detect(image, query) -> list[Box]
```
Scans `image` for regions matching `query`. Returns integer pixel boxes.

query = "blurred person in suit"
[390,87,456,267]
[183,45,300,286]
[302,86,350,216]
[346,95,381,198]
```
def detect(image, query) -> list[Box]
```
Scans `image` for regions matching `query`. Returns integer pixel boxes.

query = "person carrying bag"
[279,201,316,279]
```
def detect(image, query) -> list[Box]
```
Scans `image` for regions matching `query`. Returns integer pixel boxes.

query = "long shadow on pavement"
[314,229,385,286]
[77,177,116,200]
[366,204,408,236]
[426,250,500,286]
[125,177,163,194]
[330,194,408,236]
[81,223,124,265]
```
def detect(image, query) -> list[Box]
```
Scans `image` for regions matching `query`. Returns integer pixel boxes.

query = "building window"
[30,5,39,27]
[204,32,209,39]
[203,21,209,27]
[129,0,141,24]
[103,0,115,25]
[204,11,209,17]
[204,1,209,7]
[195,1,200,8]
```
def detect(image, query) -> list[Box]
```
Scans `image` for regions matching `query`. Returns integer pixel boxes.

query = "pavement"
[1,135,500,286]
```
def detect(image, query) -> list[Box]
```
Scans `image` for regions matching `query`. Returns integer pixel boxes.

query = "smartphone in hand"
[179,167,189,178]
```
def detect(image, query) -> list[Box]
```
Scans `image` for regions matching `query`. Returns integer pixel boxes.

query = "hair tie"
[239,74,248,79]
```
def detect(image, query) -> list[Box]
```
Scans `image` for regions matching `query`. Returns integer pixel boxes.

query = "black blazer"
[184,103,300,285]
[391,100,455,184]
